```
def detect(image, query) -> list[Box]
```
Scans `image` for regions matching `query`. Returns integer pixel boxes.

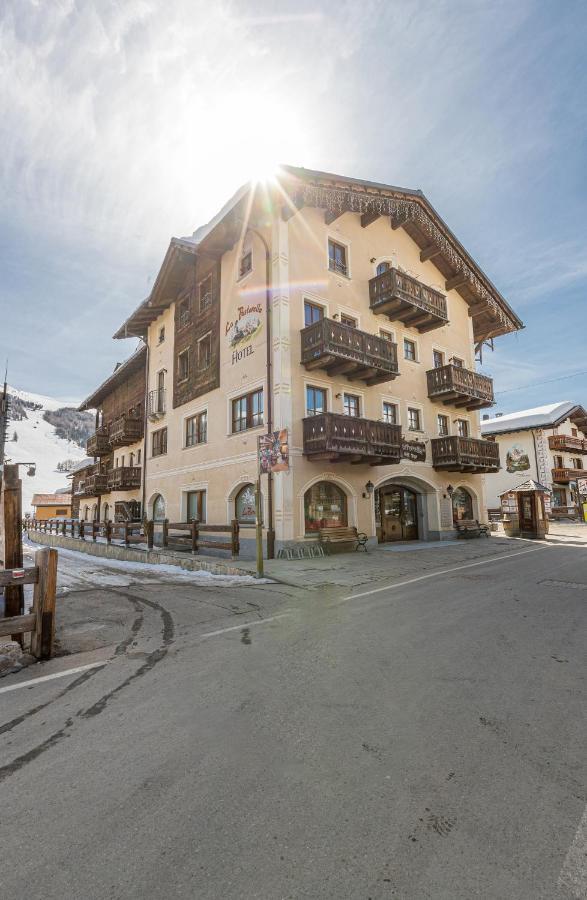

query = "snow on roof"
[481,401,581,435]
[500,479,551,495]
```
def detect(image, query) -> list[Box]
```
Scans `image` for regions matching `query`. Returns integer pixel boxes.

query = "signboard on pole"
[258,429,289,474]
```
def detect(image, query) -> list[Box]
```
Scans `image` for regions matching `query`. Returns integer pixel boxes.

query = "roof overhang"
[279,166,523,344]
[482,403,587,436]
[79,345,147,411]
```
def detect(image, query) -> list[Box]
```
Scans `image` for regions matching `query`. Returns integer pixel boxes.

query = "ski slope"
[4,387,87,515]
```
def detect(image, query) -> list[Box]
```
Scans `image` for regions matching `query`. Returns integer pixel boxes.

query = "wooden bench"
[455,519,490,539]
[318,526,368,552]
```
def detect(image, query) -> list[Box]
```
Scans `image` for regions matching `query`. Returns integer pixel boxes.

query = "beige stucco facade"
[139,194,502,552]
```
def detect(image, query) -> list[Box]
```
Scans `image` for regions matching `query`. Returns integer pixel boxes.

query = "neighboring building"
[78,346,146,522]
[68,458,95,519]
[481,402,587,517]
[31,493,72,521]
[111,166,522,550]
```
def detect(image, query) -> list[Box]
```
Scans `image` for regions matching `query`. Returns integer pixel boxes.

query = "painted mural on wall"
[225,303,263,366]
[505,444,531,473]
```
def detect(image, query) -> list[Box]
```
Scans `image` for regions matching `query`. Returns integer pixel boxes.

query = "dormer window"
[239,250,252,278]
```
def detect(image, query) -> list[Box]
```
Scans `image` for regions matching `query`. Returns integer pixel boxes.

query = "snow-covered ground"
[4,386,87,515]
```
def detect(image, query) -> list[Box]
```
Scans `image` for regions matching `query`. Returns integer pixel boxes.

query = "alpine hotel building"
[87,166,523,553]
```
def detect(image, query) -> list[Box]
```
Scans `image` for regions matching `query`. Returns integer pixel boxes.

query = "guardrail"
[0,548,57,659]
[146,520,240,557]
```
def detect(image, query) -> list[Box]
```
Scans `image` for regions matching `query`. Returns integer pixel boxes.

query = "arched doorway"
[378,485,419,541]
[304,481,347,534]
[235,484,257,525]
[152,494,166,521]
[452,487,473,523]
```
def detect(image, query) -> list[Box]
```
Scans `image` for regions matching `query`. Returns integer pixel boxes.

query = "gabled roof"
[481,401,587,436]
[32,493,72,507]
[500,479,550,494]
[113,164,523,343]
[78,345,146,411]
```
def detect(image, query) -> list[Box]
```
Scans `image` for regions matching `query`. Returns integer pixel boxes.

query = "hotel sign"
[401,439,426,462]
[225,304,263,365]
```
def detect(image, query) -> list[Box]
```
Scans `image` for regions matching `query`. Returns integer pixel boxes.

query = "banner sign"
[577,477,587,496]
[258,429,289,474]
[401,439,426,462]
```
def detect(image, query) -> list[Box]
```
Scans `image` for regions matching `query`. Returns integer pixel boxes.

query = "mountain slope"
[4,387,89,514]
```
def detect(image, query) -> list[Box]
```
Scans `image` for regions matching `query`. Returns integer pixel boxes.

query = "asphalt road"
[1,542,586,899]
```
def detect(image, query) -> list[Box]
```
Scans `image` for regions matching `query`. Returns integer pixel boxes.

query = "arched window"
[103,503,109,523]
[452,487,473,523]
[152,494,166,521]
[376,261,391,277]
[235,484,257,524]
[304,481,347,534]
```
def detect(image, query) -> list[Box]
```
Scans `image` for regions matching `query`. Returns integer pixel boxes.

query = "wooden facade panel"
[101,365,146,425]
[173,260,221,409]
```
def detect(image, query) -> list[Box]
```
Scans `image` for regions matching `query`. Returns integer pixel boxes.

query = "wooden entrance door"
[518,492,536,533]
[380,487,419,541]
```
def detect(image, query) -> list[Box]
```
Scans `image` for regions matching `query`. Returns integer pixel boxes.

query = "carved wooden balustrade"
[431,436,500,472]
[82,467,109,495]
[427,364,494,411]
[369,268,448,332]
[548,435,587,453]
[301,318,399,385]
[107,466,142,491]
[552,467,587,483]
[86,425,111,457]
[303,413,402,465]
[109,413,144,447]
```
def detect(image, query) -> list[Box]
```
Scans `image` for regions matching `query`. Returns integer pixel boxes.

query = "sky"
[1,0,586,413]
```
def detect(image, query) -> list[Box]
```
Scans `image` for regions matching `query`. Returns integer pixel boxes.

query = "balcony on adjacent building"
[369,267,448,332]
[303,413,402,465]
[552,467,587,483]
[548,435,587,454]
[301,318,399,385]
[107,466,142,491]
[427,364,494,411]
[82,469,109,495]
[431,436,500,473]
[109,413,144,447]
[86,426,111,457]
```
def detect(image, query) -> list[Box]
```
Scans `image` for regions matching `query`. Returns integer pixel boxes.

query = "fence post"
[31,547,58,660]
[80,520,85,541]
[123,521,129,547]
[92,521,98,542]
[146,520,154,550]
[61,520,66,536]
[231,519,240,558]
[191,520,198,555]
[162,518,169,549]
[106,521,112,544]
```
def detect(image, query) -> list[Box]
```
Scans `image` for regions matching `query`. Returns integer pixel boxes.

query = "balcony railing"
[548,435,587,453]
[147,389,166,420]
[431,436,500,472]
[369,267,448,332]
[109,413,144,447]
[552,467,587,483]
[301,318,399,385]
[303,412,402,464]
[427,364,494,411]
[83,469,109,495]
[107,466,142,491]
[86,426,111,457]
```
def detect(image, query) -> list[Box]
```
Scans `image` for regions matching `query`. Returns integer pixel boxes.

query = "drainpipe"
[245,225,275,559]
[141,340,149,522]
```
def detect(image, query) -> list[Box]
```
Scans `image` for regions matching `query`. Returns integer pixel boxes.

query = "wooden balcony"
[369,267,448,332]
[548,435,587,454]
[303,413,402,465]
[107,466,142,491]
[147,389,166,421]
[109,413,144,447]
[82,470,109,495]
[431,436,500,473]
[301,318,399,385]
[427,364,494,411]
[86,426,111,457]
[552,467,587,483]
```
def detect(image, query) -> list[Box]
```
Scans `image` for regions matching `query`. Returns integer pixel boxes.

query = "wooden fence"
[27,518,240,557]
[0,548,57,659]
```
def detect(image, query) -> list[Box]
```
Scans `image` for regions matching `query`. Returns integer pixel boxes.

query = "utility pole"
[0,366,9,469]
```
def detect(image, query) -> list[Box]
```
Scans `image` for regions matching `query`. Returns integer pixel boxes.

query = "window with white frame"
[328,239,348,276]
[199,275,213,312]
[437,414,449,436]
[379,328,395,343]
[456,418,469,437]
[433,349,445,368]
[382,401,398,425]
[403,338,417,361]
[407,408,422,431]
[304,299,324,327]
[231,389,263,433]
[306,385,327,417]
[343,393,360,417]
[185,411,207,447]
[198,333,212,369]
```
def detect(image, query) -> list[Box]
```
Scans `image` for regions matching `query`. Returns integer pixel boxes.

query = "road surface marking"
[0,661,107,695]
[200,613,292,639]
[339,546,552,604]
[558,803,587,898]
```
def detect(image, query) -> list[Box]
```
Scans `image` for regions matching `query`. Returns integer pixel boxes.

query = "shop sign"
[401,439,426,462]
[225,304,263,365]
[258,429,289,474]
